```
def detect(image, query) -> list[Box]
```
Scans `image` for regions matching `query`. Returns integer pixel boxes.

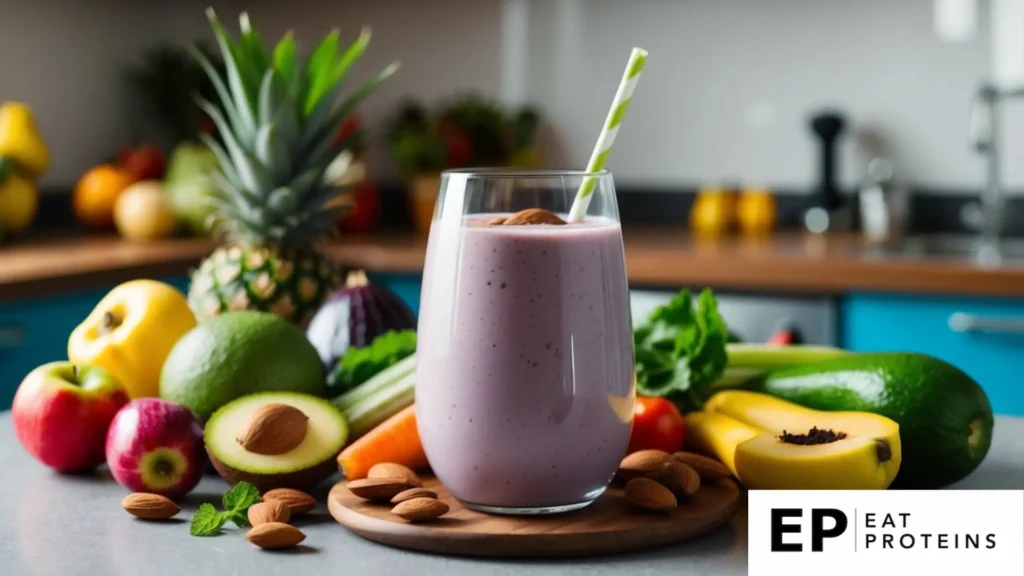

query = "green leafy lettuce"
[327,330,417,394]
[633,288,729,412]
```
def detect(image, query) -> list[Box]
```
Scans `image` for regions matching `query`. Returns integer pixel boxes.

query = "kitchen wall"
[2,0,1019,194]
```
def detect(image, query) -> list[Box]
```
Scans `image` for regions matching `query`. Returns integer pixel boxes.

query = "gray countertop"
[2,412,1023,576]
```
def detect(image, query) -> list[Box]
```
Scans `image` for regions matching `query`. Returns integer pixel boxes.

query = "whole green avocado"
[756,352,993,489]
[159,310,325,421]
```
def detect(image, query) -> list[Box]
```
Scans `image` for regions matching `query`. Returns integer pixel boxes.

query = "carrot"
[337,404,428,479]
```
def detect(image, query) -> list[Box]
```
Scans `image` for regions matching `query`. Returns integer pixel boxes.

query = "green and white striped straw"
[568,47,648,222]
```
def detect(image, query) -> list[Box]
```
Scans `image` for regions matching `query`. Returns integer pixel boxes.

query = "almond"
[246,522,306,550]
[262,488,317,516]
[485,217,507,226]
[659,461,701,498]
[391,497,449,522]
[674,451,731,480]
[122,493,179,519]
[247,500,290,526]
[347,478,410,502]
[236,403,308,455]
[391,488,438,504]
[617,449,674,482]
[624,477,677,512]
[367,462,422,487]
[502,208,566,226]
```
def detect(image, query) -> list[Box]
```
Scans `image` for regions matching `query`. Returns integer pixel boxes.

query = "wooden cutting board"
[328,474,740,558]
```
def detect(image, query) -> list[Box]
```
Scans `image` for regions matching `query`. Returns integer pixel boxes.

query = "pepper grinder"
[804,110,851,234]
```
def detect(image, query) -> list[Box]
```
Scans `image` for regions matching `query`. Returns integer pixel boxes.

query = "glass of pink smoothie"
[416,169,635,515]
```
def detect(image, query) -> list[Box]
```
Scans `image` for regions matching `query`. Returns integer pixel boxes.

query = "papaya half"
[688,390,901,490]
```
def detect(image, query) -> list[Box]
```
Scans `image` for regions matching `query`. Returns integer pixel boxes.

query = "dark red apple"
[105,398,204,498]
[12,362,129,472]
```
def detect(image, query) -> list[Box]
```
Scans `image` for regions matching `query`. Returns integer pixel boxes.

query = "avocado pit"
[206,392,348,492]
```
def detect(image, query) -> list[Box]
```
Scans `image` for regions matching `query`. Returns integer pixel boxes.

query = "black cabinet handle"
[948,312,1024,334]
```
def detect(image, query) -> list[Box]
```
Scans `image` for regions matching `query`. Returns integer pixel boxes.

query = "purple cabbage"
[305,270,417,369]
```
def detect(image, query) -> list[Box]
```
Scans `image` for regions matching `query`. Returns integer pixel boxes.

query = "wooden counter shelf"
[2,228,1024,301]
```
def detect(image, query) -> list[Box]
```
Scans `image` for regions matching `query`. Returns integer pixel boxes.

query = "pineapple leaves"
[272,31,300,101]
[333,27,372,88]
[316,26,371,115]
[300,28,375,149]
[188,44,247,143]
[196,97,266,195]
[255,124,292,183]
[267,187,299,214]
[238,13,270,81]
[206,8,257,145]
[191,10,399,248]
[198,132,243,191]
[297,61,400,168]
[303,29,341,116]
[257,69,284,126]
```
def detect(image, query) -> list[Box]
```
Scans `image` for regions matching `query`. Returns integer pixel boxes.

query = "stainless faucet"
[965,83,1024,242]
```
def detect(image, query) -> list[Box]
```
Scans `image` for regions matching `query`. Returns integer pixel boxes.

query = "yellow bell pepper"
[68,280,197,399]
[0,102,49,179]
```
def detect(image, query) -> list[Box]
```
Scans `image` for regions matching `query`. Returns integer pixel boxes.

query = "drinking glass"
[415,169,635,515]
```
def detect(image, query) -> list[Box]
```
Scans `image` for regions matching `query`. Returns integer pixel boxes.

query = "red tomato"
[626,396,686,455]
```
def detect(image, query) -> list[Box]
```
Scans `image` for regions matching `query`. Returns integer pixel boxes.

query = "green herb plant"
[189,481,262,536]
[385,94,541,176]
[633,289,730,412]
[328,329,417,395]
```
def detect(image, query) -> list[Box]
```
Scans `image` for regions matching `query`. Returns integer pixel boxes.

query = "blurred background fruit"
[117,145,166,182]
[0,102,49,179]
[163,142,218,236]
[114,180,179,241]
[74,164,135,229]
[690,186,737,238]
[737,186,777,236]
[0,102,48,241]
[0,173,38,236]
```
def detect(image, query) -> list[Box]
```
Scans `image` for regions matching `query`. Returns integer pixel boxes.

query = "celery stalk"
[342,371,416,439]
[331,354,416,413]
[709,344,852,389]
[725,343,849,368]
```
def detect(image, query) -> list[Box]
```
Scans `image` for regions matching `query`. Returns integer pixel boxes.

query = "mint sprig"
[189,481,262,537]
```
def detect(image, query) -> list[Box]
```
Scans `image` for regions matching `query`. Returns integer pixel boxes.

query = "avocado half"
[205,392,348,492]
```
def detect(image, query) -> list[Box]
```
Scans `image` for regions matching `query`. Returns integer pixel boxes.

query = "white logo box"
[748,490,1024,576]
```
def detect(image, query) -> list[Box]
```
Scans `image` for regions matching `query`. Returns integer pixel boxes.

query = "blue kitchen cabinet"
[371,272,423,316]
[0,276,190,410]
[841,293,1024,416]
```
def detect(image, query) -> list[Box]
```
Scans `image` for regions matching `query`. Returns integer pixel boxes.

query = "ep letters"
[748,490,1024,576]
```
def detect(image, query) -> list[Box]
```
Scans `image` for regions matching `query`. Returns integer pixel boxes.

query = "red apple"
[12,362,129,472]
[105,398,204,498]
[119,145,166,182]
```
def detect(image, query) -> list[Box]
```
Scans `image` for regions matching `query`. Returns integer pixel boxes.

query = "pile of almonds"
[122,487,319,551]
[617,450,731,513]
[245,488,317,550]
[347,462,449,522]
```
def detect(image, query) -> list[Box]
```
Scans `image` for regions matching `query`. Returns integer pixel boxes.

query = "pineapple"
[187,9,398,326]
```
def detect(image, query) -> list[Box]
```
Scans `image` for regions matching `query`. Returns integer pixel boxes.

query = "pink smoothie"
[416,215,634,509]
